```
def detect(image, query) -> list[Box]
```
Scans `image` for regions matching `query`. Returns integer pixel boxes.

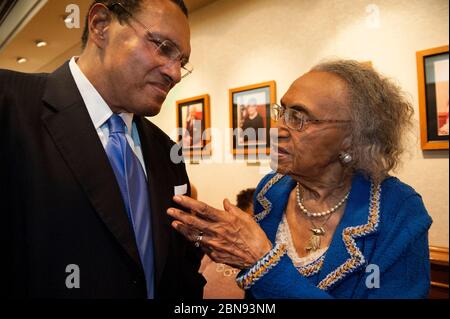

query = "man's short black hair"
[236,188,256,212]
[81,0,188,49]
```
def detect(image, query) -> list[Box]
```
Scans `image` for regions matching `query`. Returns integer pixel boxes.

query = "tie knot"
[108,114,126,134]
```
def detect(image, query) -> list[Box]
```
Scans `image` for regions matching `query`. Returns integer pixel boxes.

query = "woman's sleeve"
[248,253,334,299]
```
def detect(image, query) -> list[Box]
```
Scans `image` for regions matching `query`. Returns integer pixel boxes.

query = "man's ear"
[88,4,112,48]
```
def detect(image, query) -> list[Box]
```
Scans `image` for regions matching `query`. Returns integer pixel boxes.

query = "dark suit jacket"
[0,62,205,298]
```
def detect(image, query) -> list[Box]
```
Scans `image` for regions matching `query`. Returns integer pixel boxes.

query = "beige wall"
[150,0,449,247]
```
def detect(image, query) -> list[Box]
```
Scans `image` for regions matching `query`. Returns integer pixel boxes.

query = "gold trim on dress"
[254,173,284,222]
[298,254,326,277]
[317,183,381,290]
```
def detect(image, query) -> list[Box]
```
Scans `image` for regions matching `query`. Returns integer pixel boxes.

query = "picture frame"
[416,45,449,150]
[229,81,276,156]
[176,94,211,157]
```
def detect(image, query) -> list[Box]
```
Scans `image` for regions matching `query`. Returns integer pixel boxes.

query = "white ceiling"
[0,0,217,72]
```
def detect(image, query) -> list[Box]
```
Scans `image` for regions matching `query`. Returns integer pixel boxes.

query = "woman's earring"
[339,152,352,164]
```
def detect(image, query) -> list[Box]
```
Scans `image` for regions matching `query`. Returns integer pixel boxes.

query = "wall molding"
[430,246,449,266]
[429,246,449,299]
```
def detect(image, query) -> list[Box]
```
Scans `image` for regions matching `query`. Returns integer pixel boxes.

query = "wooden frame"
[229,81,276,156]
[416,45,449,150]
[176,94,211,157]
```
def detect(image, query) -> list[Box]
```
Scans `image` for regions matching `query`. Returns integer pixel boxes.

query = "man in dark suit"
[0,0,205,298]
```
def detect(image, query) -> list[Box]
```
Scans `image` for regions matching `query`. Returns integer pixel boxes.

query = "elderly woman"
[168,60,432,299]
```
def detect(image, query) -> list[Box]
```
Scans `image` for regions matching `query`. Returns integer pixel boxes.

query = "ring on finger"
[194,232,204,248]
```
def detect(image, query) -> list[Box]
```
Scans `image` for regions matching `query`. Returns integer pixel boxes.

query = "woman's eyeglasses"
[271,103,351,131]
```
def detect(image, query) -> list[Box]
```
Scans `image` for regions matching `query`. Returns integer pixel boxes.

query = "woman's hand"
[167,195,273,269]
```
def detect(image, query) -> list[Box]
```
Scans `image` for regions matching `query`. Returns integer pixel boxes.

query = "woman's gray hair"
[311,60,414,183]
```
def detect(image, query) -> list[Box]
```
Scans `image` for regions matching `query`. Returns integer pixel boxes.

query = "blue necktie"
[105,114,154,298]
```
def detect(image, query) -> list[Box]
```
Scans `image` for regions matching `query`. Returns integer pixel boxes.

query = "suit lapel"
[134,116,172,290]
[41,62,142,268]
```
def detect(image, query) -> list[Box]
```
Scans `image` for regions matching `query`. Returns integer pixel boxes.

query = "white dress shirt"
[68,57,147,177]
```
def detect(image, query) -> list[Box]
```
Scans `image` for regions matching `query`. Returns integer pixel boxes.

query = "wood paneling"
[429,246,449,299]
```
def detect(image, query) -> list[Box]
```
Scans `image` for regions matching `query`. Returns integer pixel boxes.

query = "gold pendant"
[306,227,325,253]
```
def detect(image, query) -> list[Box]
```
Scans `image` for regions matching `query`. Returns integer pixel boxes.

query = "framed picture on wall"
[416,45,449,150]
[229,81,276,155]
[176,94,211,156]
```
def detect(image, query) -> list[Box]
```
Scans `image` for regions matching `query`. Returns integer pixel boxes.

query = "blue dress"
[247,172,433,299]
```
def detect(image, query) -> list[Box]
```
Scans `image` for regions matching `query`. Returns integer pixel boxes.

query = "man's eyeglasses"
[271,103,351,131]
[106,2,193,78]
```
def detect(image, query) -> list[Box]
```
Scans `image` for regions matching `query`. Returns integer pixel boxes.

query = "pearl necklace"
[296,183,350,218]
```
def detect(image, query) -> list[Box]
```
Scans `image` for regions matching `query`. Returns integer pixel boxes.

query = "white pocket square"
[174,184,188,196]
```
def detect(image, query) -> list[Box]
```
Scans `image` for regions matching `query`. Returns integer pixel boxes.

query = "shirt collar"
[120,112,134,134]
[68,57,134,133]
